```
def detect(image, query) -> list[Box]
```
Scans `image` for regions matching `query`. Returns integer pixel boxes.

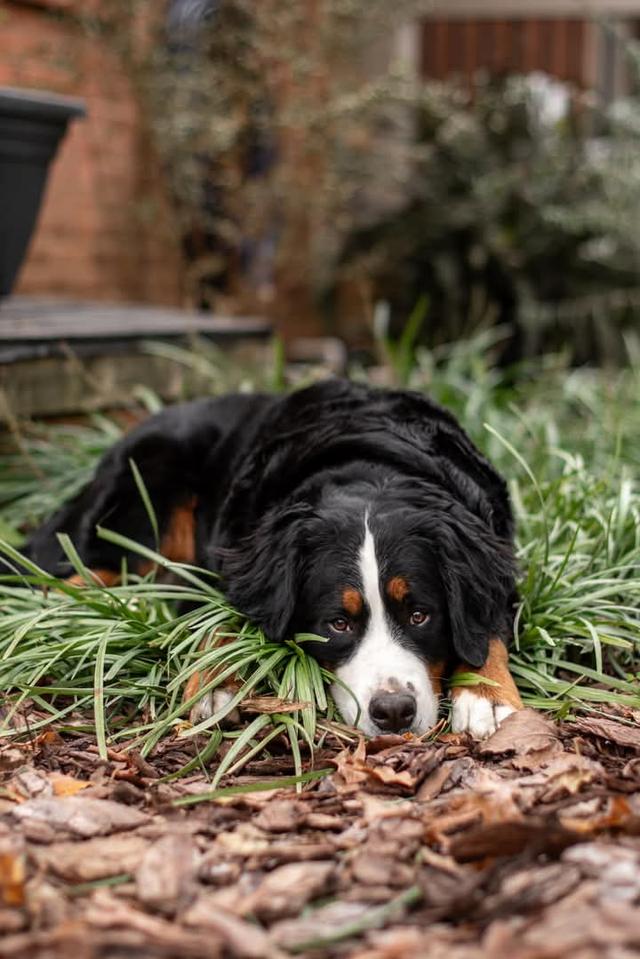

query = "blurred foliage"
[342,70,640,362]
[97,3,640,356]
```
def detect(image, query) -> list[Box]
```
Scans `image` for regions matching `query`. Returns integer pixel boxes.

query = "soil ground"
[2,706,640,958]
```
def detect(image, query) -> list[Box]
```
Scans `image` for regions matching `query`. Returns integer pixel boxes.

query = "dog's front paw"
[186,682,240,727]
[451,690,517,739]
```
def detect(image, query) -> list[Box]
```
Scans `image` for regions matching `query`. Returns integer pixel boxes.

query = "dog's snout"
[368,691,417,732]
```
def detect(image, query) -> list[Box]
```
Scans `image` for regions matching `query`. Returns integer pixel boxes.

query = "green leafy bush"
[341,72,640,361]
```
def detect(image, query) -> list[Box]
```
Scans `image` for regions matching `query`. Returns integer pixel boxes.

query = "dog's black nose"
[369,692,417,732]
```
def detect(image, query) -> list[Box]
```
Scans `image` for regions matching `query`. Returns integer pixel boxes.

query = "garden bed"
[1,337,639,957]
[2,706,640,958]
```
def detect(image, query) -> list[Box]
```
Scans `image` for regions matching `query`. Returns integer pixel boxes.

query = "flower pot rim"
[0,86,86,122]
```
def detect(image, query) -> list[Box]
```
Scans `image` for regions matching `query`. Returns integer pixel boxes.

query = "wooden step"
[0,296,272,418]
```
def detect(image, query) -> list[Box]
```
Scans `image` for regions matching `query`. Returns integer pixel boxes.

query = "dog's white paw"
[451,690,516,739]
[189,687,239,726]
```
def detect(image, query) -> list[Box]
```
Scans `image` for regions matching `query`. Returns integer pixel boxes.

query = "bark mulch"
[2,707,640,959]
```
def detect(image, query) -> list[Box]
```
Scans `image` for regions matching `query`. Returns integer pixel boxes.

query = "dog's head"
[223,481,516,736]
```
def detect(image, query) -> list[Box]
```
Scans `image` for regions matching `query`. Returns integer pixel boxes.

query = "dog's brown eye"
[330,617,351,633]
[410,610,430,627]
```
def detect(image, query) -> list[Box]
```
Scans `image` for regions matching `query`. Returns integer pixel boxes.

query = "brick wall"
[0,1,184,304]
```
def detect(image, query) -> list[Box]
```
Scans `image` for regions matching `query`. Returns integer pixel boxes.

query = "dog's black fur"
[24,380,517,675]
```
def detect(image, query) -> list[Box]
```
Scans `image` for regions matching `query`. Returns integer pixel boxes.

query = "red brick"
[3,3,183,305]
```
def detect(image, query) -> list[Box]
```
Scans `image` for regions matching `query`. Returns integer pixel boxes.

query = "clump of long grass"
[0,533,351,785]
[1,331,640,777]
[0,417,121,540]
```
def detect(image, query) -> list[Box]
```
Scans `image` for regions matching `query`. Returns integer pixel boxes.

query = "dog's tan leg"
[64,569,121,588]
[183,634,241,727]
[450,638,522,739]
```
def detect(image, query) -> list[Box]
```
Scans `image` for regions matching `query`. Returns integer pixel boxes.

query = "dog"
[23,379,522,738]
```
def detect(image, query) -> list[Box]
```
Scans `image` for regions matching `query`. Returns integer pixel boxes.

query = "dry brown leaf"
[449,819,579,863]
[416,757,476,801]
[8,768,52,802]
[365,735,412,754]
[271,901,370,951]
[240,861,334,922]
[560,795,639,835]
[563,841,640,901]
[571,716,640,751]
[0,749,24,773]
[351,851,415,888]
[0,853,26,907]
[478,709,560,761]
[49,774,91,798]
[242,696,311,714]
[34,834,150,882]
[352,926,483,959]
[254,799,306,833]
[183,896,285,958]
[331,740,415,793]
[136,833,199,913]
[331,738,370,789]
[11,797,149,838]
[366,765,415,789]
[528,755,604,803]
[215,823,271,857]
[83,892,225,955]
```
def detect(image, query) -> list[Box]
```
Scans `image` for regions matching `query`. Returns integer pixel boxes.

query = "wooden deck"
[0,296,272,418]
[0,297,271,363]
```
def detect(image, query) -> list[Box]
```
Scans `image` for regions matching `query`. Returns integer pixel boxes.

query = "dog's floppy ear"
[221,504,314,641]
[436,506,517,668]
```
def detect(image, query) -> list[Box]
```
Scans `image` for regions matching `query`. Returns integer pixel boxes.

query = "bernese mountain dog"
[23,379,522,738]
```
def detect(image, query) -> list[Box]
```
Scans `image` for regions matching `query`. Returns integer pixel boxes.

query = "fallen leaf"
[571,716,640,751]
[478,709,560,762]
[271,901,370,950]
[254,799,306,833]
[366,765,415,789]
[34,833,150,882]
[184,896,285,958]
[11,797,149,838]
[83,892,225,955]
[331,740,415,793]
[527,755,604,803]
[242,696,311,714]
[50,774,91,798]
[560,795,640,835]
[365,735,410,754]
[478,862,581,919]
[241,861,334,921]
[449,819,580,863]
[0,852,25,907]
[416,757,476,801]
[136,833,199,913]
[563,841,640,901]
[0,749,24,772]
[9,768,52,802]
[351,851,415,888]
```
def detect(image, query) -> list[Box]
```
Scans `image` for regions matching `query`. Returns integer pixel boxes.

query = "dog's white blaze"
[330,518,438,735]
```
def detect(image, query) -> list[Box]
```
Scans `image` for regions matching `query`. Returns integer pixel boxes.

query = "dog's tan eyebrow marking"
[342,588,363,617]
[387,576,410,602]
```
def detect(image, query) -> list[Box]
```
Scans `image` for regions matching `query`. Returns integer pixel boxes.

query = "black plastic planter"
[0,87,85,297]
